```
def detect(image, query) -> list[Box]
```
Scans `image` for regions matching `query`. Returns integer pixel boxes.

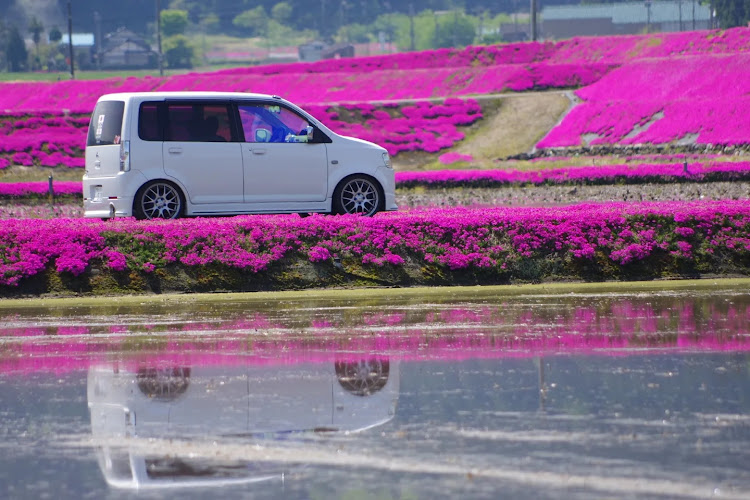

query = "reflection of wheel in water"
[335,359,389,396]
[136,367,191,401]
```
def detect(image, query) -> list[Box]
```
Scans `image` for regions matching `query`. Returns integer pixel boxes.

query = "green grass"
[0,69,175,82]
[0,63,250,82]
[0,166,83,182]
[1,277,748,308]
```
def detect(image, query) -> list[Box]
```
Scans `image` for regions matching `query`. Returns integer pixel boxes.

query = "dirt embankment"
[392,92,573,171]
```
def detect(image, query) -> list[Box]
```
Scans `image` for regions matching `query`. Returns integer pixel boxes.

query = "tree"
[337,23,372,44]
[199,13,220,34]
[48,26,62,43]
[28,16,44,48]
[162,34,194,68]
[5,25,27,72]
[713,0,750,27]
[233,6,268,37]
[373,13,403,47]
[27,16,44,70]
[433,11,476,48]
[271,2,292,24]
[161,9,189,37]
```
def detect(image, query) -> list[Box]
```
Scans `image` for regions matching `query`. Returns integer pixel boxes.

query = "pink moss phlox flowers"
[0,28,746,115]
[539,51,750,148]
[3,159,750,201]
[395,161,750,187]
[439,152,475,164]
[1,200,749,287]
[0,181,82,197]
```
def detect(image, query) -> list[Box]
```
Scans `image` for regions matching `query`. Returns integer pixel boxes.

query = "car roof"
[98,91,286,102]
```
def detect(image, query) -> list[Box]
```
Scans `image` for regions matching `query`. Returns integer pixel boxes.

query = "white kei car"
[83,92,397,219]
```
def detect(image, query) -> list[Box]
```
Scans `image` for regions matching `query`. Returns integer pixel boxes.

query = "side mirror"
[255,129,270,142]
[305,125,314,141]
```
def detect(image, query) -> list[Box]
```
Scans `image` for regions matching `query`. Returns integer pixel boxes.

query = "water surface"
[1,283,749,499]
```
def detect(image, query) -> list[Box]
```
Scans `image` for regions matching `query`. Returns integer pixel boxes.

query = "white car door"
[162,102,244,204]
[238,103,328,203]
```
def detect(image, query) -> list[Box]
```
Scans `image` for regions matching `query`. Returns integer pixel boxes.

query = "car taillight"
[120,140,130,172]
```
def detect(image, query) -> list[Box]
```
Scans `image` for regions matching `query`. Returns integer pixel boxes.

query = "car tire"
[133,181,184,220]
[332,175,383,216]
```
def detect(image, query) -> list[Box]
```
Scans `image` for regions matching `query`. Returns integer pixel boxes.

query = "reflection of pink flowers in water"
[1,298,749,374]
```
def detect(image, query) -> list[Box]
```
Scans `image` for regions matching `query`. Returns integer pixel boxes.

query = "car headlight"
[382,152,392,169]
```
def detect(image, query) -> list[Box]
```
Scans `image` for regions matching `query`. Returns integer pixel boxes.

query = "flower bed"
[0,112,88,169]
[538,53,750,149]
[1,28,748,115]
[0,181,82,197]
[308,98,483,155]
[187,27,750,75]
[395,161,750,188]
[2,29,750,168]
[0,99,482,165]
[155,62,614,103]
[1,200,749,294]
[3,159,750,202]
[0,62,612,115]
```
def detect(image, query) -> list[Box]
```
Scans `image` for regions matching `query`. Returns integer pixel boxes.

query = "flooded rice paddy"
[1,281,749,499]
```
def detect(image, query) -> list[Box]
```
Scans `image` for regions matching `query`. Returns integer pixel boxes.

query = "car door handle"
[168,147,183,154]
[251,149,267,155]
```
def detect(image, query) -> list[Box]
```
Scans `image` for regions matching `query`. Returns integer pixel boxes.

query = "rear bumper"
[83,172,144,218]
[83,197,134,219]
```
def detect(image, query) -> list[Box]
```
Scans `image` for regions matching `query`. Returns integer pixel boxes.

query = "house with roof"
[59,33,95,69]
[97,28,157,69]
[542,0,712,39]
[298,41,354,62]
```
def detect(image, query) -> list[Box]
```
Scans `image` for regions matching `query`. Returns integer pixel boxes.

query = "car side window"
[138,102,161,141]
[165,103,233,142]
[238,103,311,143]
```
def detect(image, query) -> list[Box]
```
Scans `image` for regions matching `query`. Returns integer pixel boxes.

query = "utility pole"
[452,9,458,47]
[67,0,74,79]
[530,0,538,41]
[409,3,415,51]
[678,0,683,31]
[433,12,439,48]
[321,0,326,36]
[692,0,696,30]
[156,0,163,76]
[94,11,102,70]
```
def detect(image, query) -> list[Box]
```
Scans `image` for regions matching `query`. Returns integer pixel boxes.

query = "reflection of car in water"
[88,359,399,489]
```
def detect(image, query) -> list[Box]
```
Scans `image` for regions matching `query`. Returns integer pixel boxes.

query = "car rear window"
[87,100,125,146]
